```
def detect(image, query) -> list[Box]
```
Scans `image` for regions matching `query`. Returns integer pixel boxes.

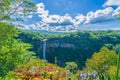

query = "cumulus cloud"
[35,3,84,29]
[45,14,75,26]
[36,3,49,18]
[103,0,120,7]
[35,3,119,25]
[75,14,86,25]
[36,3,75,27]
[84,7,116,24]
[22,3,120,32]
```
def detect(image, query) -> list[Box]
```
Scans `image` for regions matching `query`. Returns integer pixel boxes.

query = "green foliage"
[107,66,120,80]
[65,62,78,74]
[86,47,117,72]
[113,44,120,53]
[0,0,35,21]
[0,0,35,77]
[86,47,118,79]
[0,22,18,45]
[0,22,35,76]
[18,30,120,69]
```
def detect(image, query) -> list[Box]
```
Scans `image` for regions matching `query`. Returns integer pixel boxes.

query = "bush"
[9,59,66,80]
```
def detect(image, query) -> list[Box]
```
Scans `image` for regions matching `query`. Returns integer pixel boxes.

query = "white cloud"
[103,0,120,7]
[21,3,120,32]
[36,3,49,18]
[75,14,86,25]
[43,15,61,23]
[16,24,30,30]
[36,3,76,27]
[35,3,119,25]
[84,7,115,24]
[58,14,74,25]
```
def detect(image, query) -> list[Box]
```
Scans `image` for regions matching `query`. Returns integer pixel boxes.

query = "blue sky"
[22,0,120,32]
[30,0,105,16]
[33,0,105,15]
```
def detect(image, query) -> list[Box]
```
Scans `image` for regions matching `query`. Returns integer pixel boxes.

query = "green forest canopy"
[18,30,120,69]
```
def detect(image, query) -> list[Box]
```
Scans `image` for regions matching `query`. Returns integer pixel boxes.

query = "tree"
[65,62,78,74]
[0,22,18,45]
[86,47,118,79]
[0,0,35,76]
[0,0,35,21]
[0,22,35,76]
